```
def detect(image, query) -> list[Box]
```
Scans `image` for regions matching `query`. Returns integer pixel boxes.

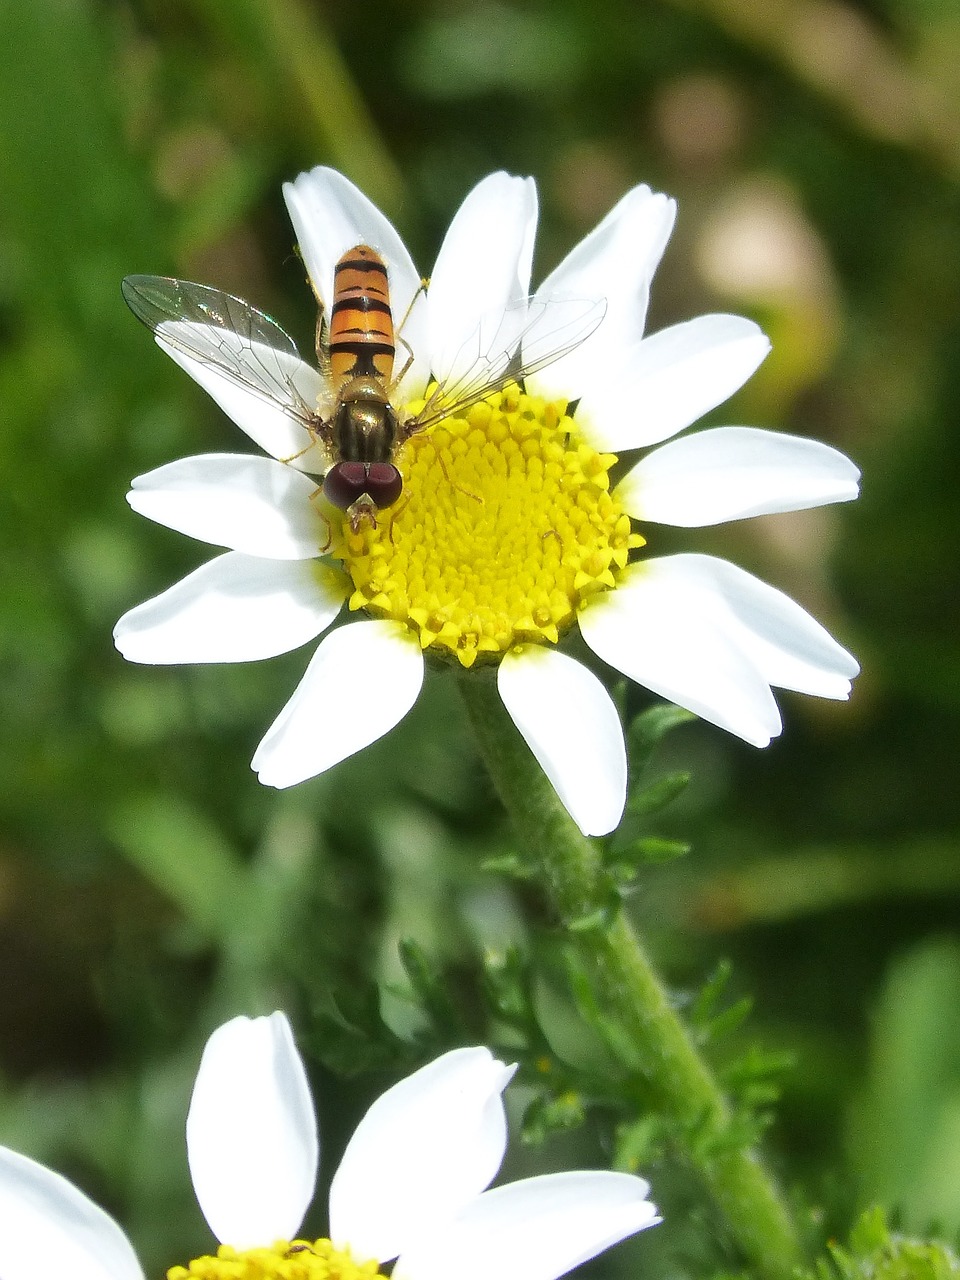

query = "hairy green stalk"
[459,672,801,1280]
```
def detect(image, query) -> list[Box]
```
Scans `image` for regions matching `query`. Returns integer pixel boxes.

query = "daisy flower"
[0,1013,659,1280]
[114,167,860,837]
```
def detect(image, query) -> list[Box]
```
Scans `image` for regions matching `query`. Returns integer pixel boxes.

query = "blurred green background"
[1,0,960,1275]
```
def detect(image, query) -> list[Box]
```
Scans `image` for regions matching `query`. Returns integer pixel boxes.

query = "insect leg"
[396,277,429,335]
[279,417,335,468]
[394,336,416,386]
[387,494,411,546]
[315,308,332,379]
[436,451,482,506]
[281,440,318,465]
[307,487,334,553]
[391,278,429,389]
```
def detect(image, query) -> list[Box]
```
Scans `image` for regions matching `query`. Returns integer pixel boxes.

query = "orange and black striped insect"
[122,246,604,532]
[314,245,408,527]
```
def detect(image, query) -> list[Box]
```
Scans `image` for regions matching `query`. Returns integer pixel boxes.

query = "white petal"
[395,1171,659,1280]
[128,454,328,557]
[186,1013,318,1249]
[0,1146,144,1280]
[645,554,860,698]
[157,328,329,475]
[579,562,783,747]
[330,1047,515,1264]
[282,169,430,400]
[252,619,423,787]
[618,427,861,526]
[498,648,626,837]
[530,185,677,402]
[283,167,422,321]
[578,315,771,452]
[427,173,538,386]
[114,553,346,664]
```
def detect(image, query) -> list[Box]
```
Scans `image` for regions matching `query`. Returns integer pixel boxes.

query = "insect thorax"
[333,376,400,463]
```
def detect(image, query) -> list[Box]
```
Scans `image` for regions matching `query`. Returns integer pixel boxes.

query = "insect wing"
[410,295,606,432]
[121,275,321,427]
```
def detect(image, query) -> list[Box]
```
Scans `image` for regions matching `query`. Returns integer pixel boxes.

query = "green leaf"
[567,905,615,932]
[802,1209,960,1280]
[628,703,697,769]
[303,982,407,1078]
[608,838,692,881]
[480,851,538,879]
[849,1207,891,1257]
[689,959,734,1029]
[703,996,755,1043]
[627,770,691,817]
[482,946,533,1025]
[565,878,621,932]
[398,938,470,1037]
[722,1047,791,1110]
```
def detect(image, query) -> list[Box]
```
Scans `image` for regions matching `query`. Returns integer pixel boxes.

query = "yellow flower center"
[168,1239,383,1280]
[334,385,644,668]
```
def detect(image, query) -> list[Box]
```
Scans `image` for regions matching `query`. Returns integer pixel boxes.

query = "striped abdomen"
[329,245,395,384]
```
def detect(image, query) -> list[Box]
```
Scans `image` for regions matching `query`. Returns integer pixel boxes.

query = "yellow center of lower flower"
[335,385,644,668]
[168,1239,383,1280]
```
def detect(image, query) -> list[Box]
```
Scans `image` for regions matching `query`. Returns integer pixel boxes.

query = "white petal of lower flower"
[251,619,424,787]
[498,647,626,837]
[530,184,677,403]
[157,328,329,474]
[395,1171,659,1280]
[427,173,538,386]
[187,1013,318,1249]
[653,554,860,698]
[579,562,783,746]
[618,426,861,526]
[0,1147,144,1280]
[330,1047,516,1264]
[113,554,347,664]
[578,315,771,452]
[127,454,328,557]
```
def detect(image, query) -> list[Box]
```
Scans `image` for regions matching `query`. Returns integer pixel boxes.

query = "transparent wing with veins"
[121,275,327,433]
[122,276,605,461]
[407,296,606,435]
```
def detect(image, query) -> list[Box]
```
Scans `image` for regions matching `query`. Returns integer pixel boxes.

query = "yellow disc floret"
[168,1239,383,1280]
[338,385,644,668]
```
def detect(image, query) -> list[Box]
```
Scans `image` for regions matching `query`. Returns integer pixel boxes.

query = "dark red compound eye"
[323,461,367,511]
[364,462,403,509]
[323,461,403,512]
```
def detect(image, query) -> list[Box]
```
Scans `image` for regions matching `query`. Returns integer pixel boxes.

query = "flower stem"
[458,672,802,1280]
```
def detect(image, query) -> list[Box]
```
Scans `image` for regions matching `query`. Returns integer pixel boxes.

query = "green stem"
[192,0,404,212]
[459,672,802,1280]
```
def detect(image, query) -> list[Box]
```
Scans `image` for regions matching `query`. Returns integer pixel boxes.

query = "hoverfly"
[122,246,604,532]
